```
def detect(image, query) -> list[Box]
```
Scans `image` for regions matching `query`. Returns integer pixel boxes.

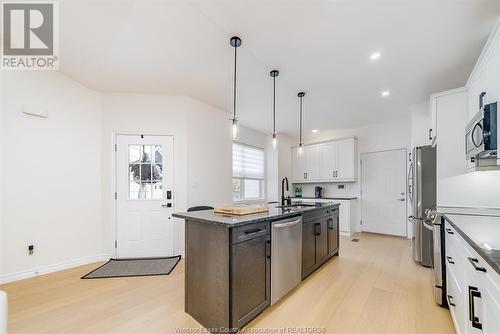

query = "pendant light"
[270,70,279,149]
[297,92,305,156]
[230,36,242,140]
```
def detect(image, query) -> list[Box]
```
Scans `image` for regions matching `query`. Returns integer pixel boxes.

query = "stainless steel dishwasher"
[271,215,303,305]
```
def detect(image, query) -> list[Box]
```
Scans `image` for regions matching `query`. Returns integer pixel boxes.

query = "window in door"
[129,144,164,200]
[232,143,265,201]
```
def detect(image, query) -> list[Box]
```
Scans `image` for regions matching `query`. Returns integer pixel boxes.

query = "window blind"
[232,143,265,179]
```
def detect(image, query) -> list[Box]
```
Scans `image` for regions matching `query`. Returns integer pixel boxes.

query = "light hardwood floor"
[1,233,454,334]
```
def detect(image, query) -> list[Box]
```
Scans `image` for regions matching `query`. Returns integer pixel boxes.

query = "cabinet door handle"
[479,91,486,109]
[447,295,455,307]
[314,223,321,236]
[468,257,487,272]
[446,256,455,264]
[445,228,454,234]
[328,218,334,229]
[429,128,433,140]
[274,218,302,229]
[266,238,271,259]
[245,228,265,235]
[469,286,483,330]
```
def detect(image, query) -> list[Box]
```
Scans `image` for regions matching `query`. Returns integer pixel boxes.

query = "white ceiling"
[59,0,500,136]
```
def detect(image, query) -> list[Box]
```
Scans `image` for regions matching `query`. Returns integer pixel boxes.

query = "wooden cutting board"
[214,204,269,216]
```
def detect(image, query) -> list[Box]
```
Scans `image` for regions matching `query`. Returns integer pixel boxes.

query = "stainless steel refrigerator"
[408,145,436,267]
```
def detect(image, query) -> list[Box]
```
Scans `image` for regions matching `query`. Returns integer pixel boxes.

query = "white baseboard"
[0,254,111,285]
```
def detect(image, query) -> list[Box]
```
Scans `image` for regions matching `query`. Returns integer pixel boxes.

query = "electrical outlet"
[28,245,34,255]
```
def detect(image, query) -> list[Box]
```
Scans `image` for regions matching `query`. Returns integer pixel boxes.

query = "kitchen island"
[173,203,340,332]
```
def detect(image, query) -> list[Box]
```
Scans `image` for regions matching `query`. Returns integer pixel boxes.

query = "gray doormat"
[81,256,181,279]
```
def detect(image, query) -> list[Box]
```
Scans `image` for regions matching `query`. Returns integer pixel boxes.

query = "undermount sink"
[276,203,318,210]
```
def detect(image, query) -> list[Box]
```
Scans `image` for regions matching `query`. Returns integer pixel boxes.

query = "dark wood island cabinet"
[302,207,339,279]
[173,203,340,333]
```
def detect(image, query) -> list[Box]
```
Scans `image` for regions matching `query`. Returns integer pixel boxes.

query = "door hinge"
[114,192,117,200]
[360,220,363,225]
[114,144,117,152]
[114,240,117,248]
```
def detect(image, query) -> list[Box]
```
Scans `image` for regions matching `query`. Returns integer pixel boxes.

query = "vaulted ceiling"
[59,0,500,135]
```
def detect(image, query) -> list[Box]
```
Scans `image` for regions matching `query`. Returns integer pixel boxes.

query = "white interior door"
[116,134,174,258]
[361,149,407,236]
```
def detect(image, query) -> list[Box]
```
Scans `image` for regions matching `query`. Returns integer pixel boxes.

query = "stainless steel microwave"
[465,102,497,160]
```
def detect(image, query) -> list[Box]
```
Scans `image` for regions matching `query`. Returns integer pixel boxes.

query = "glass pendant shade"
[297,92,305,158]
[232,119,239,140]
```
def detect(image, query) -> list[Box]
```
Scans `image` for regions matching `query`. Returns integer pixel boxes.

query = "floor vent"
[351,238,360,242]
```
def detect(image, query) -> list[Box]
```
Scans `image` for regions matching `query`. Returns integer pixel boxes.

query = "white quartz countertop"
[442,213,500,274]
[444,214,500,250]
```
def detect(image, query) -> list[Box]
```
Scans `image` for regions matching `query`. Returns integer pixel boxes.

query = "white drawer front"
[447,264,466,334]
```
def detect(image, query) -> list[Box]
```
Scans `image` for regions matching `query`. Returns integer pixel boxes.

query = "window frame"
[232,142,266,203]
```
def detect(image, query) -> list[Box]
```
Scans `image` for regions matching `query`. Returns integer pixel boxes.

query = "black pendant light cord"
[233,45,237,121]
[299,94,303,145]
[298,92,305,146]
[273,76,276,134]
[270,70,279,137]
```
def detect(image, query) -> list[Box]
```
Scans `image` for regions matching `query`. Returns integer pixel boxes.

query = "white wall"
[0,72,250,280]
[101,93,234,257]
[266,133,294,203]
[265,136,279,202]
[0,71,105,279]
[0,72,5,276]
[294,116,415,235]
[237,126,267,149]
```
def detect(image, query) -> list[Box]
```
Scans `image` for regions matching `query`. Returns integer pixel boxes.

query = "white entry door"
[361,149,407,236]
[116,134,174,258]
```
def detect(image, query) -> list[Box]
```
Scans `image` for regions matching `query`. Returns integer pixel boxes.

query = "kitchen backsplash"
[291,182,359,198]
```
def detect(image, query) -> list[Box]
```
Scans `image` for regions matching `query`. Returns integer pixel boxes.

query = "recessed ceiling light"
[370,52,381,60]
[312,129,319,133]
[381,91,390,97]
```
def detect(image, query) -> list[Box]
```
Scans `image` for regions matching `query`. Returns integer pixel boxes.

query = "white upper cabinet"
[468,64,487,120]
[429,96,437,146]
[467,20,500,120]
[291,147,306,181]
[319,141,337,180]
[485,35,500,106]
[336,138,356,181]
[304,145,320,181]
[291,137,357,183]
